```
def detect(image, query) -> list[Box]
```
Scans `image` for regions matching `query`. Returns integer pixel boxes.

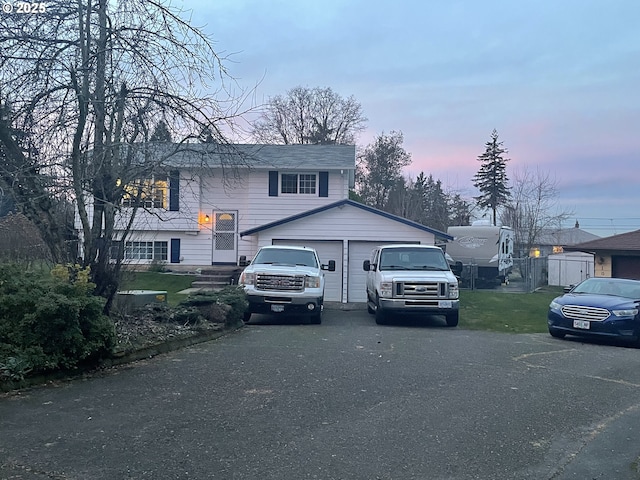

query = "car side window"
[371,249,380,270]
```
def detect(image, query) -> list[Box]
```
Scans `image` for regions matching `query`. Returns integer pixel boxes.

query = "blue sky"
[187,0,640,236]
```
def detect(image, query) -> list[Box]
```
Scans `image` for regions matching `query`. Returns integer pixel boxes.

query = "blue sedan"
[548,277,640,345]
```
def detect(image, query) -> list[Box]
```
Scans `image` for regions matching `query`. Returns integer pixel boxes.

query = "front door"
[211,211,238,264]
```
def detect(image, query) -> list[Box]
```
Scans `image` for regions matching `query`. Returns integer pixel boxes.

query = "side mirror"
[564,285,574,293]
[322,260,336,272]
[451,261,463,276]
[238,255,248,267]
[363,260,371,272]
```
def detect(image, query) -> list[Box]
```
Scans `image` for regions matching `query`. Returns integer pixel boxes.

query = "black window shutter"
[268,171,278,197]
[169,170,180,211]
[170,238,181,263]
[319,171,329,197]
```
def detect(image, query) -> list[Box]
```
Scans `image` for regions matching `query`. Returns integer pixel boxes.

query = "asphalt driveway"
[2,306,640,479]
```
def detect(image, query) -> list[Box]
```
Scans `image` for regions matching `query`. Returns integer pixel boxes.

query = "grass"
[459,286,564,334]
[119,272,564,334]
[119,271,195,306]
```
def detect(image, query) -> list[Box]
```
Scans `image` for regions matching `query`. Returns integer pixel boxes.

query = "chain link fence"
[458,257,550,293]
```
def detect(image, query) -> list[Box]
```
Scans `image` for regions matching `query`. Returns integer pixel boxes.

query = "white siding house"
[78,143,452,302]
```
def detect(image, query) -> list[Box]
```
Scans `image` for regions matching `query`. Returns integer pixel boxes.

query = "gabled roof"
[239,199,453,241]
[565,229,640,253]
[535,227,600,246]
[134,143,356,170]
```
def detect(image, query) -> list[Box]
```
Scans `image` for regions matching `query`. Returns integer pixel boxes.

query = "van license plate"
[271,304,285,313]
[573,320,590,329]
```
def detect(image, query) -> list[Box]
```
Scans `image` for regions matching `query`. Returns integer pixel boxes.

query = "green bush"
[0,264,115,385]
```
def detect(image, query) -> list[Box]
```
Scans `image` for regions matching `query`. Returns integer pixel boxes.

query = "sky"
[184,0,640,237]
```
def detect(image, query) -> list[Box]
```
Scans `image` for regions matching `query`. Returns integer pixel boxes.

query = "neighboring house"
[528,221,600,258]
[76,143,452,303]
[564,229,640,280]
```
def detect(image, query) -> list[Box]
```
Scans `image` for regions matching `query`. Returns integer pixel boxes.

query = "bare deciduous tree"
[0,1,251,310]
[501,166,573,257]
[251,86,366,145]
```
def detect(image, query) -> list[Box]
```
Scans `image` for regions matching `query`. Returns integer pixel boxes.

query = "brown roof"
[565,229,640,252]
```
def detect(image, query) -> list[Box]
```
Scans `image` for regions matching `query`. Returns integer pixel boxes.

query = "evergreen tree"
[448,193,472,226]
[356,131,411,211]
[150,120,172,142]
[472,129,511,225]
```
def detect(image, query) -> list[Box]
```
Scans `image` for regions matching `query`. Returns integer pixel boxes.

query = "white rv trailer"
[446,225,514,288]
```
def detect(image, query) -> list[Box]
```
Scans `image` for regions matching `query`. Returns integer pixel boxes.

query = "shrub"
[0,264,115,385]
[180,285,248,327]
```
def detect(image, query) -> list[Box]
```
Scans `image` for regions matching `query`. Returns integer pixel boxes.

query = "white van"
[363,244,460,326]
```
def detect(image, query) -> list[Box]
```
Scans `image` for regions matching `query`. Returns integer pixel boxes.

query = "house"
[564,229,640,279]
[527,221,600,258]
[78,143,452,303]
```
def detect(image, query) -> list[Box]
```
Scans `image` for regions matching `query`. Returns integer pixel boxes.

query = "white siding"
[548,252,594,286]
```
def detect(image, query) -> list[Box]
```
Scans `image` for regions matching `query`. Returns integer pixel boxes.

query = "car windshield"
[252,248,318,268]
[572,278,640,299]
[379,248,449,271]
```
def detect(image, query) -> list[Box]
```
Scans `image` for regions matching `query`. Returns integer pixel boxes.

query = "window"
[121,176,168,209]
[110,241,168,261]
[280,173,316,195]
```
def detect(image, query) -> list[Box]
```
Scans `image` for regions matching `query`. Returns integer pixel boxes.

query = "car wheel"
[367,302,375,315]
[445,312,459,327]
[549,328,565,339]
[375,295,387,325]
[243,311,251,323]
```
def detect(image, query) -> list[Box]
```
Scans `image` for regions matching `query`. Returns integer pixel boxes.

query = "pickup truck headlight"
[448,283,459,299]
[379,282,392,298]
[305,275,320,288]
[239,271,255,286]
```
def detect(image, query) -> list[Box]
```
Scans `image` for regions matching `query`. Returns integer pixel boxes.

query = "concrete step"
[190,267,243,289]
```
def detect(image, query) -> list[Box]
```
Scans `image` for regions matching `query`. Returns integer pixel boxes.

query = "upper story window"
[281,173,316,195]
[121,176,168,209]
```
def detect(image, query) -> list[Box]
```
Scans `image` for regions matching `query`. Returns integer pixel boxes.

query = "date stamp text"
[2,2,47,14]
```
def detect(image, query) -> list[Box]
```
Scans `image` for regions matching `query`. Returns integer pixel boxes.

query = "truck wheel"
[367,302,375,315]
[375,295,387,325]
[243,311,251,323]
[445,312,459,327]
[310,312,322,324]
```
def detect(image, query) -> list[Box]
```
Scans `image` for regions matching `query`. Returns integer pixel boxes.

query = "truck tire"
[375,295,387,325]
[310,312,322,324]
[445,312,459,327]
[243,311,251,323]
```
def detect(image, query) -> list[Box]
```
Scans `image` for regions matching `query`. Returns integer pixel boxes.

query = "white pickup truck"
[363,244,460,326]
[239,245,336,324]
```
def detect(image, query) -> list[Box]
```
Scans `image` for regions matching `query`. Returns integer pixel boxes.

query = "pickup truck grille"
[256,274,305,291]
[395,281,447,298]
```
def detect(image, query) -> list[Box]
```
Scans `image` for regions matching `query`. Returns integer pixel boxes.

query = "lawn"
[459,286,564,334]
[119,272,564,333]
[118,271,196,306]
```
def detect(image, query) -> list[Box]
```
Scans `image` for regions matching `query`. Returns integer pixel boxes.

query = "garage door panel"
[613,256,640,279]
[272,240,343,302]
[348,242,389,302]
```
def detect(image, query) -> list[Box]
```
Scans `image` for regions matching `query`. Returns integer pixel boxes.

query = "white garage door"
[347,241,419,302]
[272,239,343,302]
[347,241,384,302]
